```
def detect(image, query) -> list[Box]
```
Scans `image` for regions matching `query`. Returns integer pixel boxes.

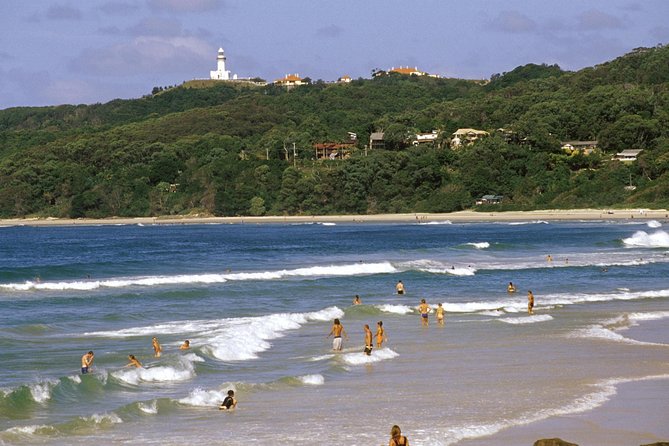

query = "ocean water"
[1,220,668,445]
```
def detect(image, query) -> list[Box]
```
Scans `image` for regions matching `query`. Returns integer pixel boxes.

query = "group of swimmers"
[507,282,536,314]
[80,337,191,373]
[327,318,388,356]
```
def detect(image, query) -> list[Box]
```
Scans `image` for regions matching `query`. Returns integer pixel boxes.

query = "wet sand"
[2,208,668,227]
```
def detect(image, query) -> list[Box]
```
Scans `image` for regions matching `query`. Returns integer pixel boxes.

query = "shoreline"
[2,208,669,227]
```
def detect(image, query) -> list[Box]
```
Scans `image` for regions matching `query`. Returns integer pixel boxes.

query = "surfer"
[436,302,445,326]
[418,299,430,326]
[219,390,237,410]
[353,295,361,305]
[396,280,405,295]
[389,425,409,446]
[375,321,386,348]
[364,324,373,355]
[81,351,94,374]
[507,282,516,293]
[152,337,162,357]
[527,290,535,315]
[327,318,348,351]
[126,354,142,368]
[179,340,191,350]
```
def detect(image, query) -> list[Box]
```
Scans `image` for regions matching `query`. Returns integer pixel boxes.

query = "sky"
[1,0,668,110]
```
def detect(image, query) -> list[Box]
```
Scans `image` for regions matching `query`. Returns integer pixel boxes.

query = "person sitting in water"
[179,340,191,350]
[219,390,237,410]
[389,425,409,446]
[126,354,142,368]
[507,282,516,293]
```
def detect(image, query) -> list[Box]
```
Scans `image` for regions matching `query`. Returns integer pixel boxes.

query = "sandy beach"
[2,208,669,227]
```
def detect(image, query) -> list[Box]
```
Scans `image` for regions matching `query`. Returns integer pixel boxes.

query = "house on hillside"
[389,66,426,76]
[612,149,643,162]
[337,75,352,83]
[274,74,304,87]
[369,132,385,150]
[450,128,489,149]
[313,142,355,160]
[476,195,504,205]
[412,130,440,146]
[561,140,598,155]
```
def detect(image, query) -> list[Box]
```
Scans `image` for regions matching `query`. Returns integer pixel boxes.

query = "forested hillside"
[0,44,668,218]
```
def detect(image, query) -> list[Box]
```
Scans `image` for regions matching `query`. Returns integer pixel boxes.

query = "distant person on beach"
[219,390,237,410]
[436,303,445,326]
[152,337,162,357]
[527,290,535,315]
[364,324,373,355]
[179,340,190,350]
[375,321,386,348]
[327,318,348,351]
[546,254,553,262]
[396,280,405,295]
[353,295,361,305]
[389,425,409,446]
[507,282,516,293]
[418,299,430,326]
[81,351,94,374]
[126,354,142,368]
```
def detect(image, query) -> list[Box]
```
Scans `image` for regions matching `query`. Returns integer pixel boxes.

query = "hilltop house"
[337,75,352,83]
[450,128,489,149]
[274,74,304,87]
[412,130,440,146]
[313,142,355,160]
[561,140,598,155]
[612,149,643,162]
[369,132,385,150]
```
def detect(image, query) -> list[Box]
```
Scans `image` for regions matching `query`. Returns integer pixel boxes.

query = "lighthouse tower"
[210,47,231,80]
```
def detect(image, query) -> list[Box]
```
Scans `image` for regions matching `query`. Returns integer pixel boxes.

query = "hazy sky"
[1,0,668,110]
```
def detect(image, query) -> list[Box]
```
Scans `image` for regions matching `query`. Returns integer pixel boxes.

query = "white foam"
[29,380,57,403]
[465,242,490,249]
[138,400,158,414]
[423,220,452,225]
[317,222,336,226]
[298,374,324,385]
[340,347,399,365]
[111,356,197,385]
[309,354,335,362]
[2,425,54,436]
[67,375,81,384]
[85,413,123,425]
[402,259,476,276]
[506,220,549,225]
[499,314,553,324]
[622,230,669,248]
[178,386,236,407]
[647,220,662,228]
[0,262,398,292]
[376,304,414,314]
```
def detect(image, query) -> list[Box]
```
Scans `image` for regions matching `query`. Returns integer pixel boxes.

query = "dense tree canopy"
[1,44,669,218]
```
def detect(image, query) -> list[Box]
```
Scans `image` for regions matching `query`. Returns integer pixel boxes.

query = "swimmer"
[126,354,142,368]
[353,295,361,305]
[389,425,409,446]
[81,351,94,374]
[327,318,348,351]
[219,390,237,410]
[363,324,373,355]
[375,321,387,348]
[527,290,535,315]
[396,280,405,295]
[507,282,516,293]
[436,302,445,326]
[152,336,162,357]
[179,340,190,350]
[418,299,430,326]
[546,254,553,262]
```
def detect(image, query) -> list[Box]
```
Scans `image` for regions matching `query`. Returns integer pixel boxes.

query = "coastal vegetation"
[0,44,668,218]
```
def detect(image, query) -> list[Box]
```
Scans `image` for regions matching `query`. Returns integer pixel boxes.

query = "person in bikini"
[152,337,162,357]
[81,351,94,374]
[353,295,361,305]
[389,425,409,446]
[327,318,348,351]
[527,290,535,315]
[418,299,430,327]
[375,321,387,348]
[126,354,142,368]
[436,302,445,326]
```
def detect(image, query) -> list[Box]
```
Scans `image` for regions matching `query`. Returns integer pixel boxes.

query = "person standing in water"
[527,290,535,315]
[389,425,409,446]
[81,351,94,374]
[353,295,361,305]
[363,324,373,355]
[507,282,516,293]
[375,321,387,348]
[395,280,405,295]
[152,337,162,357]
[436,303,445,326]
[418,299,430,327]
[327,318,348,351]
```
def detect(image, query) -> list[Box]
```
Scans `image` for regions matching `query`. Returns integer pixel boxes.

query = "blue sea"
[1,219,668,445]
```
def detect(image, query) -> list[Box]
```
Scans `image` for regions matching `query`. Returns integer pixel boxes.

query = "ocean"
[1,219,668,445]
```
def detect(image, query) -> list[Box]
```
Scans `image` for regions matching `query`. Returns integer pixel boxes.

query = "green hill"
[0,44,668,218]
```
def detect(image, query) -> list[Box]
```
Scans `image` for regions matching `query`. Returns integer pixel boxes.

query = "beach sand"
[2,208,669,227]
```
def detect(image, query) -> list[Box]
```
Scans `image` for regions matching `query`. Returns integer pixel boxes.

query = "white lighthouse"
[210,47,232,80]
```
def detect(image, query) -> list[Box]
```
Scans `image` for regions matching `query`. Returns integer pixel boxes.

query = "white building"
[210,47,237,80]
